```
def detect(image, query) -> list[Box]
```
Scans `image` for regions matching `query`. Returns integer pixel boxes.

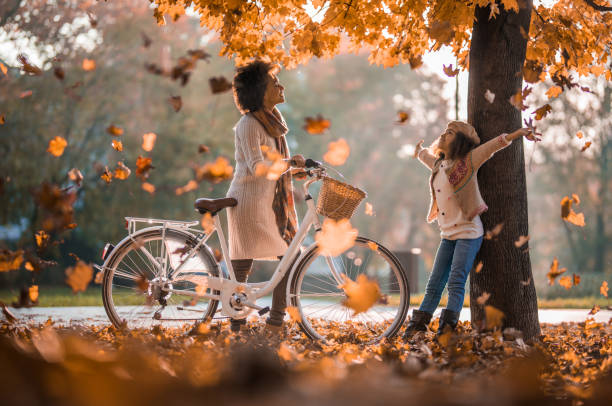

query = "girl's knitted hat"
[448,121,480,145]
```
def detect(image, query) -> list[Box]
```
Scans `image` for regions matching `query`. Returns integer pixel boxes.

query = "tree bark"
[467,2,540,340]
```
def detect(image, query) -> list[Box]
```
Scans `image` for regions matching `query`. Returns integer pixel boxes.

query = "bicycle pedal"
[258,306,270,316]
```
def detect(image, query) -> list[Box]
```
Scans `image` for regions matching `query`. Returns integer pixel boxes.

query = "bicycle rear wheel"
[289,236,409,343]
[102,228,219,329]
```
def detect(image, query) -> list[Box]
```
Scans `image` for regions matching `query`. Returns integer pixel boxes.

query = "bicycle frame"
[114,171,345,317]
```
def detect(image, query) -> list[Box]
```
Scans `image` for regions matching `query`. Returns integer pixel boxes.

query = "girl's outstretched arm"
[472,128,530,169]
[414,140,437,169]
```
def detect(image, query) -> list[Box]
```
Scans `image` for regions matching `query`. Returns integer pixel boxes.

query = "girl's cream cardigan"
[417,134,512,224]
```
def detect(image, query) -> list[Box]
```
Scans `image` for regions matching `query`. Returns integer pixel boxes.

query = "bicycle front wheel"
[289,236,409,343]
[102,228,219,329]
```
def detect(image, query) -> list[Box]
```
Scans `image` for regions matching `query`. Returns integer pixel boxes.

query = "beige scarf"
[248,107,298,245]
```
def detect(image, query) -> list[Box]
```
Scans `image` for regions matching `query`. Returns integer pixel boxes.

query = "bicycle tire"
[102,227,220,329]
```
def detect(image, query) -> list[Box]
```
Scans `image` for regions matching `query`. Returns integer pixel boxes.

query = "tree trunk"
[467,2,540,340]
[594,85,610,272]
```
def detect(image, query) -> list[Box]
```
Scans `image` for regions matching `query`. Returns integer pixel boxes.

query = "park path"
[7,305,610,327]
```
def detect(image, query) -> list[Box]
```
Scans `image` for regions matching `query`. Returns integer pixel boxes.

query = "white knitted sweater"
[226,115,289,260]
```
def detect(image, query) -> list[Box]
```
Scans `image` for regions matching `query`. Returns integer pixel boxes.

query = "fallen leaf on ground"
[286,306,301,322]
[339,274,381,315]
[588,305,600,315]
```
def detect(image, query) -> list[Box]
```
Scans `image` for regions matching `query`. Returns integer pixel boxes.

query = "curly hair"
[232,60,276,114]
[440,131,478,161]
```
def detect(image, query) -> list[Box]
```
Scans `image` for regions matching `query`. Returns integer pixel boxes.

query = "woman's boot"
[402,310,433,340]
[437,309,460,335]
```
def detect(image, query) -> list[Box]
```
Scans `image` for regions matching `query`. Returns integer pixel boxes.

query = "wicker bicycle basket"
[316,176,367,220]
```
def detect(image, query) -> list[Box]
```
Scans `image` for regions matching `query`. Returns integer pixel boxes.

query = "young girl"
[404,122,530,338]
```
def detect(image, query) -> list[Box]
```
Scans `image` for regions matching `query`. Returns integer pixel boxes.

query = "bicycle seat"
[194,197,237,215]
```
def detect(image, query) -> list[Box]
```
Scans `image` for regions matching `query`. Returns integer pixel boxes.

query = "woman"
[403,121,530,338]
[226,60,305,332]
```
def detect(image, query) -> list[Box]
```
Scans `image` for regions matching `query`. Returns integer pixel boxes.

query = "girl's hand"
[290,154,306,168]
[506,128,531,142]
[413,140,425,158]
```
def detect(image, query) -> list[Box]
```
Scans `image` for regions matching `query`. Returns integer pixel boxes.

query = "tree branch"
[583,0,612,12]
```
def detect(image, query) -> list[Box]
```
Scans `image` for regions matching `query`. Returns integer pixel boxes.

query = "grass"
[1,287,609,309]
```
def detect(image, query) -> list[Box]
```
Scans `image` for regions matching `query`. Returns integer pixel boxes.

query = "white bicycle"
[97,159,410,343]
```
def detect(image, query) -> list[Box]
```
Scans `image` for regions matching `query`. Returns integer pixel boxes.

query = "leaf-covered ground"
[1,318,610,406]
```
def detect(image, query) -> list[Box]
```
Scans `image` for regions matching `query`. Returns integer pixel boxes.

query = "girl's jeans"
[418,236,483,314]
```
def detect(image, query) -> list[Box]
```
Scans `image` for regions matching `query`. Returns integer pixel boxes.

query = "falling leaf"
[112,139,123,151]
[395,110,410,124]
[509,86,532,111]
[175,180,198,196]
[29,285,39,302]
[142,182,155,194]
[135,274,149,293]
[0,62,7,76]
[523,117,542,142]
[315,218,358,257]
[286,306,302,322]
[545,85,563,99]
[209,76,232,94]
[339,274,381,315]
[323,138,350,166]
[277,343,296,361]
[0,114,5,124]
[558,276,573,290]
[474,261,484,273]
[194,156,233,183]
[547,257,567,285]
[200,212,215,234]
[47,136,67,157]
[35,230,50,248]
[255,147,287,180]
[0,249,24,272]
[67,168,83,187]
[601,281,609,298]
[94,271,103,284]
[141,32,152,48]
[484,223,504,240]
[520,277,531,286]
[107,125,123,136]
[575,131,583,139]
[101,166,113,183]
[560,195,585,227]
[113,162,131,180]
[580,142,591,152]
[514,235,530,248]
[198,144,210,153]
[25,262,34,271]
[442,64,459,77]
[573,274,581,286]
[588,305,600,315]
[484,305,505,330]
[213,249,222,262]
[303,115,331,134]
[367,241,378,252]
[168,95,182,112]
[135,156,154,180]
[17,54,42,75]
[82,58,96,71]
[19,90,33,98]
[53,67,65,80]
[533,104,552,120]
[476,292,491,306]
[364,202,375,216]
[65,261,94,293]
[142,132,157,152]
[484,89,495,104]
